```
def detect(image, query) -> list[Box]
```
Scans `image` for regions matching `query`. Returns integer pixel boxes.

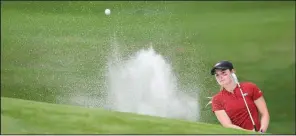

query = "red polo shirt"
[211,82,263,131]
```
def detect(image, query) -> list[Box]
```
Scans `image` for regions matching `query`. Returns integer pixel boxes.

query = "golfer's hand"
[259,125,267,133]
[259,127,265,133]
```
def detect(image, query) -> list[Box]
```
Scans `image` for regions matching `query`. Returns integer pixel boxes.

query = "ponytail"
[205,86,223,108]
[219,85,223,91]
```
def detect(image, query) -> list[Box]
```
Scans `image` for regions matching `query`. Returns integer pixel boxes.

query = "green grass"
[1,97,258,134]
[1,1,295,134]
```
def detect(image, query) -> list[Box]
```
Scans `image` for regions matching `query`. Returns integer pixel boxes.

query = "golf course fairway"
[1,97,258,134]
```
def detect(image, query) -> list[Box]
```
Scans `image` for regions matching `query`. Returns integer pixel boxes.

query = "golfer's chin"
[218,81,227,86]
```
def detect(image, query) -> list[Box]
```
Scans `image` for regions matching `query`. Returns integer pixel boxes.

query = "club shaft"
[238,84,257,131]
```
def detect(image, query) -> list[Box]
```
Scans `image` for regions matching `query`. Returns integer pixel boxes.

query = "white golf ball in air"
[105,9,111,15]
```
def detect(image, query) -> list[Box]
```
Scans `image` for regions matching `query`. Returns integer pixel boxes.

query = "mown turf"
[1,97,258,134]
[1,1,295,134]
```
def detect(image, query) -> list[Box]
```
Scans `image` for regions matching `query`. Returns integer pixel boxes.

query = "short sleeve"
[251,83,263,100]
[212,96,224,112]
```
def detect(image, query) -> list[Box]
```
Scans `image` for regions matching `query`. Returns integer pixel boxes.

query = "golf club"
[231,73,257,132]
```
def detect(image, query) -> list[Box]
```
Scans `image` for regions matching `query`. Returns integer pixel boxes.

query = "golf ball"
[105,9,111,15]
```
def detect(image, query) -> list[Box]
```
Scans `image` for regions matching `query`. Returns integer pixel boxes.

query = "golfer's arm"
[214,110,246,130]
[225,124,245,130]
[255,97,270,131]
[260,113,269,131]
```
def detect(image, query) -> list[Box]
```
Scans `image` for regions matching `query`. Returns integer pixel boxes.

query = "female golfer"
[210,60,270,132]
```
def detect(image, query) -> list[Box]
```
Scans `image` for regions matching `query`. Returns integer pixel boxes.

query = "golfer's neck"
[224,82,237,93]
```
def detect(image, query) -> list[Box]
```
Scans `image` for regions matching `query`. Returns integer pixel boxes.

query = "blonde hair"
[205,85,224,108]
[219,85,223,91]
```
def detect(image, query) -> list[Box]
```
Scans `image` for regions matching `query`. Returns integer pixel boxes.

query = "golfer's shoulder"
[212,91,223,101]
[240,81,258,88]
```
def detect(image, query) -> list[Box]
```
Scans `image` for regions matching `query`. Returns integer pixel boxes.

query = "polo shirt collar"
[222,84,239,94]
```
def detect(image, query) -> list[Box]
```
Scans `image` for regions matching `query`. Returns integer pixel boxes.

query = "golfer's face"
[215,69,231,85]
